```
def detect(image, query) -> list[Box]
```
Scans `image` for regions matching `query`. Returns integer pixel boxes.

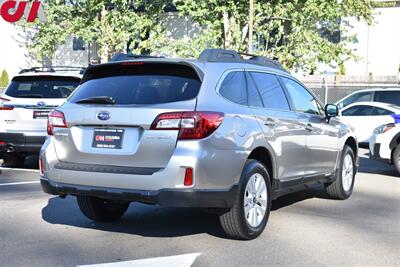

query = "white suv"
[0,67,83,167]
[369,115,400,174]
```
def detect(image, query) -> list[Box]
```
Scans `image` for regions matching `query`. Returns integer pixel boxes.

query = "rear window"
[6,76,80,99]
[70,63,202,105]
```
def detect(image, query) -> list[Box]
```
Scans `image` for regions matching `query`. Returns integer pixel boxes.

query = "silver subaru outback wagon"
[39,49,358,240]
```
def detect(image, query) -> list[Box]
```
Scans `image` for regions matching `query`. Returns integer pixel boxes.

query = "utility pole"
[248,0,254,53]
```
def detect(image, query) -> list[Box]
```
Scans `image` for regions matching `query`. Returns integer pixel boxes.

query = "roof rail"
[198,49,288,73]
[110,53,164,62]
[19,66,86,75]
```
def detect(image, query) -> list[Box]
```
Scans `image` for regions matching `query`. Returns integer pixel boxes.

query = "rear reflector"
[150,111,224,140]
[39,159,44,176]
[184,167,193,186]
[47,110,67,135]
[0,141,6,145]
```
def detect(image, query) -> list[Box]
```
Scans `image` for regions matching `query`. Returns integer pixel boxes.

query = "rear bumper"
[40,179,238,208]
[0,132,46,154]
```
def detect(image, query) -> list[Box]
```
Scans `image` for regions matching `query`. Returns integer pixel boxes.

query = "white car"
[369,118,400,174]
[336,88,400,109]
[0,67,83,167]
[339,102,400,143]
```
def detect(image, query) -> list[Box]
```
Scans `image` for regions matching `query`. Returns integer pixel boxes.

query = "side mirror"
[325,104,339,120]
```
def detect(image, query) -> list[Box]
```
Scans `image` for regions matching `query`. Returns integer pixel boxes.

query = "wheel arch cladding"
[345,137,358,156]
[247,146,274,181]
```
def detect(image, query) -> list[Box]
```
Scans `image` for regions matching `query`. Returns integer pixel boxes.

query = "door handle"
[264,118,276,127]
[305,123,313,132]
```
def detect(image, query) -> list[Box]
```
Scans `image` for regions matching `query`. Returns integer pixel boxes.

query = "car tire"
[325,145,356,200]
[392,145,400,174]
[77,196,129,222]
[2,154,25,168]
[219,159,272,240]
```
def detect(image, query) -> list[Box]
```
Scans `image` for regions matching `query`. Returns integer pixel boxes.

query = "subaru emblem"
[37,101,46,107]
[97,111,111,121]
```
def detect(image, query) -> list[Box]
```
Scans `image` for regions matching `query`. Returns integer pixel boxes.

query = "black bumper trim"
[0,132,45,154]
[370,143,391,164]
[54,162,161,175]
[40,179,238,208]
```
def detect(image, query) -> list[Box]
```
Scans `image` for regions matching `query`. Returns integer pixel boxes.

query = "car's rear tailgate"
[53,101,196,168]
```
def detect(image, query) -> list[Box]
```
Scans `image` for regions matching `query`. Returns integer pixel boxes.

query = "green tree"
[27,0,171,63]
[0,69,9,88]
[172,0,374,73]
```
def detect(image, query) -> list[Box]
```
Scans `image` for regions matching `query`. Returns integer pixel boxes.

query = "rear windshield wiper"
[75,96,116,105]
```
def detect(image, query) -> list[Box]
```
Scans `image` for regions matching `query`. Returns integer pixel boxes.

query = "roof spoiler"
[19,66,86,75]
[198,49,288,73]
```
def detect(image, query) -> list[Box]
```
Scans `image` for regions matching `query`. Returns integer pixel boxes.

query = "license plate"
[33,110,50,119]
[92,128,124,149]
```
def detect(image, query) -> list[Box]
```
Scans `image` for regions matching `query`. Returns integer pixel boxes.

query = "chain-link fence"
[307,85,400,104]
[301,75,400,104]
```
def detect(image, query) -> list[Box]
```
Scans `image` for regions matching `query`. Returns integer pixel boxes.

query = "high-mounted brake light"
[120,62,144,66]
[47,110,67,135]
[150,111,224,140]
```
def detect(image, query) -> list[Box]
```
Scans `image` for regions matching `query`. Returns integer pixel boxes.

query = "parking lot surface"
[0,149,399,266]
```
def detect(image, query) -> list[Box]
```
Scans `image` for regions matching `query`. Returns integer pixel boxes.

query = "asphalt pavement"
[0,149,399,267]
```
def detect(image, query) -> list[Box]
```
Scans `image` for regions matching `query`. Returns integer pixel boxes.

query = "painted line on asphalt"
[0,167,39,172]
[0,181,40,186]
[78,253,201,267]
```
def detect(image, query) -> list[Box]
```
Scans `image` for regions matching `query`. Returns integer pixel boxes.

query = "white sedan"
[339,102,400,143]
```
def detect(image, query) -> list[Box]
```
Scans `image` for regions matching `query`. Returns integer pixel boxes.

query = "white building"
[343,2,400,76]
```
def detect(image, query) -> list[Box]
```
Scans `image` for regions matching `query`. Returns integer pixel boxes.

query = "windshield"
[69,63,201,105]
[5,76,80,99]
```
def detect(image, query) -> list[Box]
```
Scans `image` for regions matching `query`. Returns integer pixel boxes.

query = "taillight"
[47,110,67,135]
[150,111,224,140]
[0,105,14,110]
[0,97,13,110]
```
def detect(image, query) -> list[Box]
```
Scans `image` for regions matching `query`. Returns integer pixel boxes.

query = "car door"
[280,76,339,177]
[246,71,307,181]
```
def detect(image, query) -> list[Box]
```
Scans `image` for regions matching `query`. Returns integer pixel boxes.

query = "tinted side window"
[281,77,322,115]
[342,92,373,107]
[374,91,400,106]
[250,72,290,110]
[246,74,263,108]
[219,71,247,105]
[371,107,394,116]
[341,105,374,116]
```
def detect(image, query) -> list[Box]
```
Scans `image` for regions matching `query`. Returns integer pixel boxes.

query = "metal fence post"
[323,77,328,105]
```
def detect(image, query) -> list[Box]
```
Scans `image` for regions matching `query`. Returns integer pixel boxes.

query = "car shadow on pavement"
[42,196,227,238]
[41,186,333,238]
[358,155,398,178]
